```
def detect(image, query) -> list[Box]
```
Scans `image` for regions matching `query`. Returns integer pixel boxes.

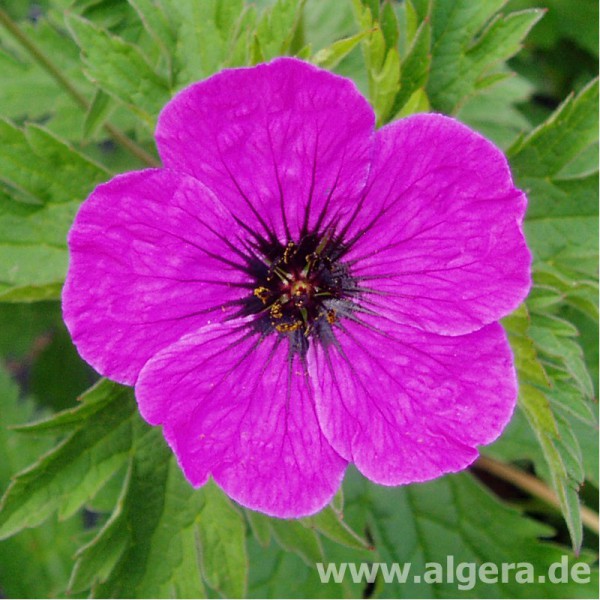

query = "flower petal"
[63,169,250,385]
[343,114,531,336]
[136,319,347,518]
[308,315,517,485]
[156,57,375,242]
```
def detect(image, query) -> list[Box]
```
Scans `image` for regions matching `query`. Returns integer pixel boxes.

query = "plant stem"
[0,8,160,167]
[475,455,599,535]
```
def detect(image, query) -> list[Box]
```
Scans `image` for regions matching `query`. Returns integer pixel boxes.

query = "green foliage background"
[0,0,597,598]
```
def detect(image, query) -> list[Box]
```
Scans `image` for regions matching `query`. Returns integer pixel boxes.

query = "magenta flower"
[63,58,531,517]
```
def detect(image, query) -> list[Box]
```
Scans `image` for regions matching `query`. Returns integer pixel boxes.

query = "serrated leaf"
[424,1,543,113]
[0,383,134,538]
[523,173,599,276]
[247,533,364,599]
[162,0,242,85]
[0,120,109,205]
[14,378,119,436]
[504,303,591,551]
[394,87,430,118]
[68,462,132,592]
[74,439,211,598]
[509,78,599,178]
[457,72,535,149]
[503,305,549,388]
[255,0,305,61]
[66,13,171,126]
[337,468,597,597]
[0,366,83,598]
[530,319,595,399]
[127,0,176,82]
[0,121,108,301]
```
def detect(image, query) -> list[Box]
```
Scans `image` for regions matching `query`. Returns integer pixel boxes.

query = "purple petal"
[135,319,347,518]
[343,114,531,336]
[308,315,517,485]
[63,169,250,385]
[156,57,375,242]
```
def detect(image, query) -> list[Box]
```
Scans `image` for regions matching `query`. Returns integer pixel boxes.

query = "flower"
[63,58,531,518]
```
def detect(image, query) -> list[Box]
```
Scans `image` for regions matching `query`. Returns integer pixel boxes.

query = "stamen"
[242,230,359,352]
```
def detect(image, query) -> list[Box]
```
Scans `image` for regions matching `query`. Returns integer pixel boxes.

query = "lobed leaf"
[338,468,597,597]
[509,78,599,178]
[0,366,83,598]
[66,13,171,127]
[416,0,543,113]
[0,121,108,301]
[0,383,134,538]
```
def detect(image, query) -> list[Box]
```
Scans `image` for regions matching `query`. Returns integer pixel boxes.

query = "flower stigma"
[245,231,359,352]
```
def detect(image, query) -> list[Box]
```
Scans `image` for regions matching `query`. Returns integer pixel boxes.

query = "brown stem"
[0,8,160,167]
[475,455,599,535]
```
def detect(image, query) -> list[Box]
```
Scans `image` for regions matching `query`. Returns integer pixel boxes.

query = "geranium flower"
[63,58,531,518]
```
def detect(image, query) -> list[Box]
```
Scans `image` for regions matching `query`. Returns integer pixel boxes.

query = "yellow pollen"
[253,286,270,304]
[275,321,302,333]
[270,301,283,319]
[326,309,336,324]
[283,241,296,264]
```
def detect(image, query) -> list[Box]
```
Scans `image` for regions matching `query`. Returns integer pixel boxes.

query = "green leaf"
[509,78,599,178]
[14,378,119,436]
[389,16,430,118]
[247,533,364,599]
[72,438,209,598]
[247,511,323,565]
[0,382,134,538]
[369,47,401,124]
[521,168,598,281]
[530,263,598,323]
[457,72,535,149]
[127,0,176,82]
[162,0,244,85]
[503,306,591,552]
[525,172,598,276]
[197,482,248,598]
[529,314,595,400]
[255,0,305,61]
[502,305,549,388]
[302,505,372,552]
[0,121,108,301]
[66,13,171,127]
[1,377,249,597]
[312,29,371,70]
[0,120,109,205]
[353,0,401,124]
[0,17,91,139]
[423,0,543,113]
[337,468,597,598]
[270,519,324,565]
[82,88,114,139]
[379,0,399,50]
[0,366,83,598]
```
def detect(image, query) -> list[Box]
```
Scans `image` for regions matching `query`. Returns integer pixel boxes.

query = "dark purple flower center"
[240,232,359,353]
